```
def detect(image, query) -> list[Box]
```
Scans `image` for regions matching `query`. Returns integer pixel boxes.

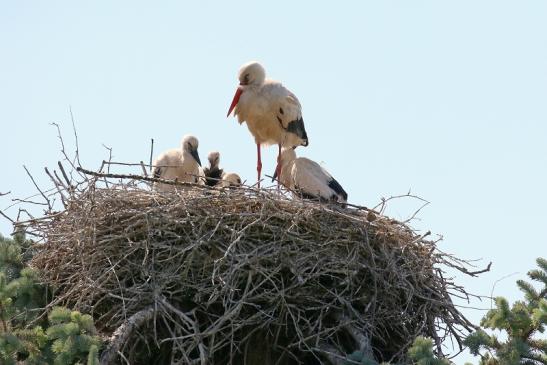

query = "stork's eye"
[243,73,250,84]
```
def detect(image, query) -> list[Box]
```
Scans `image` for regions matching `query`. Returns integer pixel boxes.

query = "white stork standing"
[226,61,309,187]
[273,147,348,203]
[151,135,202,192]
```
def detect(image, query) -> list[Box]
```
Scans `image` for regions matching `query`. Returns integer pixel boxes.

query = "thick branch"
[100,306,156,365]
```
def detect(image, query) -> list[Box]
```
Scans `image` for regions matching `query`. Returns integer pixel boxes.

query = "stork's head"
[221,172,242,187]
[207,151,220,169]
[181,135,201,166]
[238,61,266,86]
[279,146,297,165]
[227,61,266,117]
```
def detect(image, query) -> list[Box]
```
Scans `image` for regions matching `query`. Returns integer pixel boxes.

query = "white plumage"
[275,148,348,203]
[151,135,202,192]
[219,172,242,187]
[227,61,309,186]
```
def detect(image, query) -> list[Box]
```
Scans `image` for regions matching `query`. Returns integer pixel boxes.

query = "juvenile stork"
[203,151,224,187]
[226,61,309,187]
[220,172,242,187]
[273,147,347,203]
[151,135,202,192]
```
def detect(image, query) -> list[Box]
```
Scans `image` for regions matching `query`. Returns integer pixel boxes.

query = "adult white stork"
[226,61,309,187]
[151,135,202,192]
[274,147,348,203]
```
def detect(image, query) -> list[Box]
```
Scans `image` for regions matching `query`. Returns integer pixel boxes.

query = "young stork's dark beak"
[191,148,202,166]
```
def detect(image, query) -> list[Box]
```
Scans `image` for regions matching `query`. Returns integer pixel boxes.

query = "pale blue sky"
[1,1,546,361]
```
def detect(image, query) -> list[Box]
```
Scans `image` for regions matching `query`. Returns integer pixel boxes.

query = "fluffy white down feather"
[151,135,201,192]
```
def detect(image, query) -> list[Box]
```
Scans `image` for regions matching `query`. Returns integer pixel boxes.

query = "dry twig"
[23,165,52,211]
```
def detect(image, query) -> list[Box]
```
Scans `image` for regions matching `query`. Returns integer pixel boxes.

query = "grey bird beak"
[191,148,201,166]
[272,169,278,182]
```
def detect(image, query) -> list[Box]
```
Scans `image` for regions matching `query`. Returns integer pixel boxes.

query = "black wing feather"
[204,167,224,187]
[286,117,308,146]
[295,186,332,203]
[296,188,321,201]
[328,178,348,201]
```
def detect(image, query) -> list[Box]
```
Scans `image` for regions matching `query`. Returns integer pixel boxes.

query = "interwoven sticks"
[26,180,476,364]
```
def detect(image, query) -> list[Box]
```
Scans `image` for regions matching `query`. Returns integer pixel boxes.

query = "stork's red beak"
[227,87,243,117]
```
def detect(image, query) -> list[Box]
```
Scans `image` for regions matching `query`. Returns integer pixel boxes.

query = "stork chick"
[203,151,224,187]
[151,135,202,192]
[227,61,309,187]
[219,172,242,188]
[274,147,347,203]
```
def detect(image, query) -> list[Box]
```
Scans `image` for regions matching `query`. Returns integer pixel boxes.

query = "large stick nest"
[24,174,477,365]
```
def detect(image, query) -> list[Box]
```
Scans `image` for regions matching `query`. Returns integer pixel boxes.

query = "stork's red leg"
[257,143,262,188]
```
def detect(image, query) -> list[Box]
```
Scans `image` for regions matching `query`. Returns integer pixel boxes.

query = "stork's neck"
[208,158,219,169]
[279,149,297,167]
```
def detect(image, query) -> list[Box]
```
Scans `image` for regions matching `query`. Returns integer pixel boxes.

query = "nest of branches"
[21,169,480,365]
